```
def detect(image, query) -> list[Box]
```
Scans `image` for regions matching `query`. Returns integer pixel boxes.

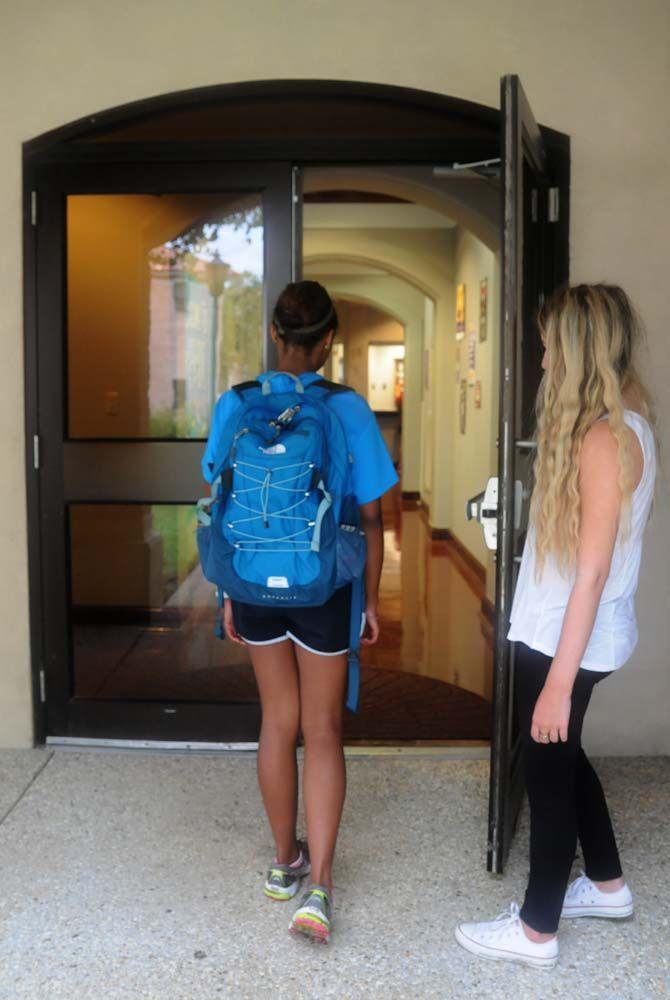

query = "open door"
[486,76,570,872]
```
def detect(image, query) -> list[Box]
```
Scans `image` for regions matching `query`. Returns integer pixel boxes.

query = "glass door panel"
[70,505,257,703]
[37,162,293,741]
[67,194,264,439]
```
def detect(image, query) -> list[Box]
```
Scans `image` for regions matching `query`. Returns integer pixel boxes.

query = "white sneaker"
[455,902,558,970]
[561,872,633,919]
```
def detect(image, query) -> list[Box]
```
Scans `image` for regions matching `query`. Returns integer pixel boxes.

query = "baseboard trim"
[481,595,495,624]
[401,490,421,510]
[442,529,486,587]
[417,504,488,600]
[430,526,450,540]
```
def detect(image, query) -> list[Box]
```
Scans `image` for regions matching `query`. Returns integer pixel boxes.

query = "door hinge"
[548,187,560,222]
[30,190,38,227]
[33,434,40,470]
[39,669,46,703]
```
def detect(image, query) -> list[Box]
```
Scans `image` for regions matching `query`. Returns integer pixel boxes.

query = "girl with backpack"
[455,285,657,969]
[201,281,398,943]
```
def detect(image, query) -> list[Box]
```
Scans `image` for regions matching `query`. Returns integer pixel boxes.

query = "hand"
[531,681,572,744]
[223,598,245,645]
[360,604,380,646]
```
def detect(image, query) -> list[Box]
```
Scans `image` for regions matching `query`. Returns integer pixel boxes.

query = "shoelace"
[299,888,329,913]
[486,902,521,938]
[567,871,590,899]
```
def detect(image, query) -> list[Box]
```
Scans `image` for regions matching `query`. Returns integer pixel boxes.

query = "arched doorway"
[24,77,569,868]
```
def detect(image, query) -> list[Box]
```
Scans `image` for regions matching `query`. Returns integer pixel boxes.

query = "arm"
[360,498,384,645]
[531,422,622,743]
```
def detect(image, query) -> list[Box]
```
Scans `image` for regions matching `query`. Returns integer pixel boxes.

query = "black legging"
[515,643,623,934]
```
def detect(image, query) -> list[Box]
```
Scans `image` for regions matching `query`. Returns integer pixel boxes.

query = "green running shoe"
[263,841,311,901]
[289,884,332,944]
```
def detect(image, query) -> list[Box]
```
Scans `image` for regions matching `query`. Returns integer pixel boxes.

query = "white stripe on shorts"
[240,630,348,657]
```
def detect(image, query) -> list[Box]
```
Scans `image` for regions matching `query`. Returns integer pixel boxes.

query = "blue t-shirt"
[202,370,399,505]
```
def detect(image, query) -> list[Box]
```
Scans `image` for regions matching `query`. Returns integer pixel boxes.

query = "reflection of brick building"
[148,257,262,436]
[148,261,217,435]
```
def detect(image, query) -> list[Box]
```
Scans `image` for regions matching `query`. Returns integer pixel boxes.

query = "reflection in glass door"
[68,194,264,440]
[66,196,264,706]
[37,163,293,740]
[70,505,257,703]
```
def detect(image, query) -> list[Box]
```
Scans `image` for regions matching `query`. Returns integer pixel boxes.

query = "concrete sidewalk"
[0,750,667,1000]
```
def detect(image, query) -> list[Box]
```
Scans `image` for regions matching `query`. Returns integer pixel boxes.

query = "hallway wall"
[447,229,499,568]
[2,0,668,752]
[305,227,456,519]
[305,270,428,495]
[330,299,404,399]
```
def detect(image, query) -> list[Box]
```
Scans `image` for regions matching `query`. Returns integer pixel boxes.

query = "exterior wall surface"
[1,0,668,752]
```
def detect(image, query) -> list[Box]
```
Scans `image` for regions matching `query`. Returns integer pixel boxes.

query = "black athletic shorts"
[231,584,352,656]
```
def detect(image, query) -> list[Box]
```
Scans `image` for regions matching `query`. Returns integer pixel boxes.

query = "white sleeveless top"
[507,410,656,671]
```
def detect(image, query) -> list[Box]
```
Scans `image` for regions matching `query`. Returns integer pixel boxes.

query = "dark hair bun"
[273,281,338,350]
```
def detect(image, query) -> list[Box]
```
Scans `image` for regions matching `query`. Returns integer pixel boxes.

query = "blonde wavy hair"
[531,284,654,576]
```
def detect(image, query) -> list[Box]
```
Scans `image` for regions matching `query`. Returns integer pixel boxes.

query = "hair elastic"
[274,305,334,339]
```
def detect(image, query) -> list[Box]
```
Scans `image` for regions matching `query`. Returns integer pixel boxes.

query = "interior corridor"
[67,170,499,743]
[73,483,491,740]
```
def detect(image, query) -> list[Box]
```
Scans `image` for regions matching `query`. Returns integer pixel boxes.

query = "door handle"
[466,477,524,551]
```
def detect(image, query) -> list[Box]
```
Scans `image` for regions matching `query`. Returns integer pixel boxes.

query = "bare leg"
[248,639,301,864]
[294,645,348,893]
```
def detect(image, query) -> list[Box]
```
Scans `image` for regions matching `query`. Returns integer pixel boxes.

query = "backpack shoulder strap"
[232,379,261,398]
[309,378,355,395]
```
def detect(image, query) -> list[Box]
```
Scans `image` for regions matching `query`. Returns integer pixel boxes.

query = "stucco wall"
[1,0,668,751]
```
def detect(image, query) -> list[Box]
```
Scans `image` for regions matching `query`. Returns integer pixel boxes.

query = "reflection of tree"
[148,207,263,439]
[222,272,263,358]
[148,208,262,268]
[149,406,206,439]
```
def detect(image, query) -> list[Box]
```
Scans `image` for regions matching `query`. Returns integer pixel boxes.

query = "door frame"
[23,79,570,748]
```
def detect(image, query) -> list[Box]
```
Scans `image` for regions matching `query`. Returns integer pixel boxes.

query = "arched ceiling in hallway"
[304,166,500,252]
[304,256,428,330]
[304,250,442,302]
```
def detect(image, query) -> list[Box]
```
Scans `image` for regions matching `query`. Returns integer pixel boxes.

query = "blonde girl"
[455,284,657,969]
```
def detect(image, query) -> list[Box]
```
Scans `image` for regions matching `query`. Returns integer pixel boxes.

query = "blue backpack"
[197,372,367,711]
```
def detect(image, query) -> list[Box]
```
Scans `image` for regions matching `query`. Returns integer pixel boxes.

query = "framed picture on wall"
[467,327,477,384]
[479,277,488,342]
[456,282,466,340]
[459,379,467,435]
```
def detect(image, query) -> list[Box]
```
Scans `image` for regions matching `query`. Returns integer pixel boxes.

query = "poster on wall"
[474,380,482,409]
[479,277,488,342]
[467,326,477,384]
[456,283,466,340]
[459,379,467,435]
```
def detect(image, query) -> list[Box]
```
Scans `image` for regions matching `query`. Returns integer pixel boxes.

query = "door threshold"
[344,742,489,759]
[47,736,489,759]
[46,737,259,753]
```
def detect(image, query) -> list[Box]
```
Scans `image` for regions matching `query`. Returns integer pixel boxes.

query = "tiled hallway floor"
[0,750,668,999]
